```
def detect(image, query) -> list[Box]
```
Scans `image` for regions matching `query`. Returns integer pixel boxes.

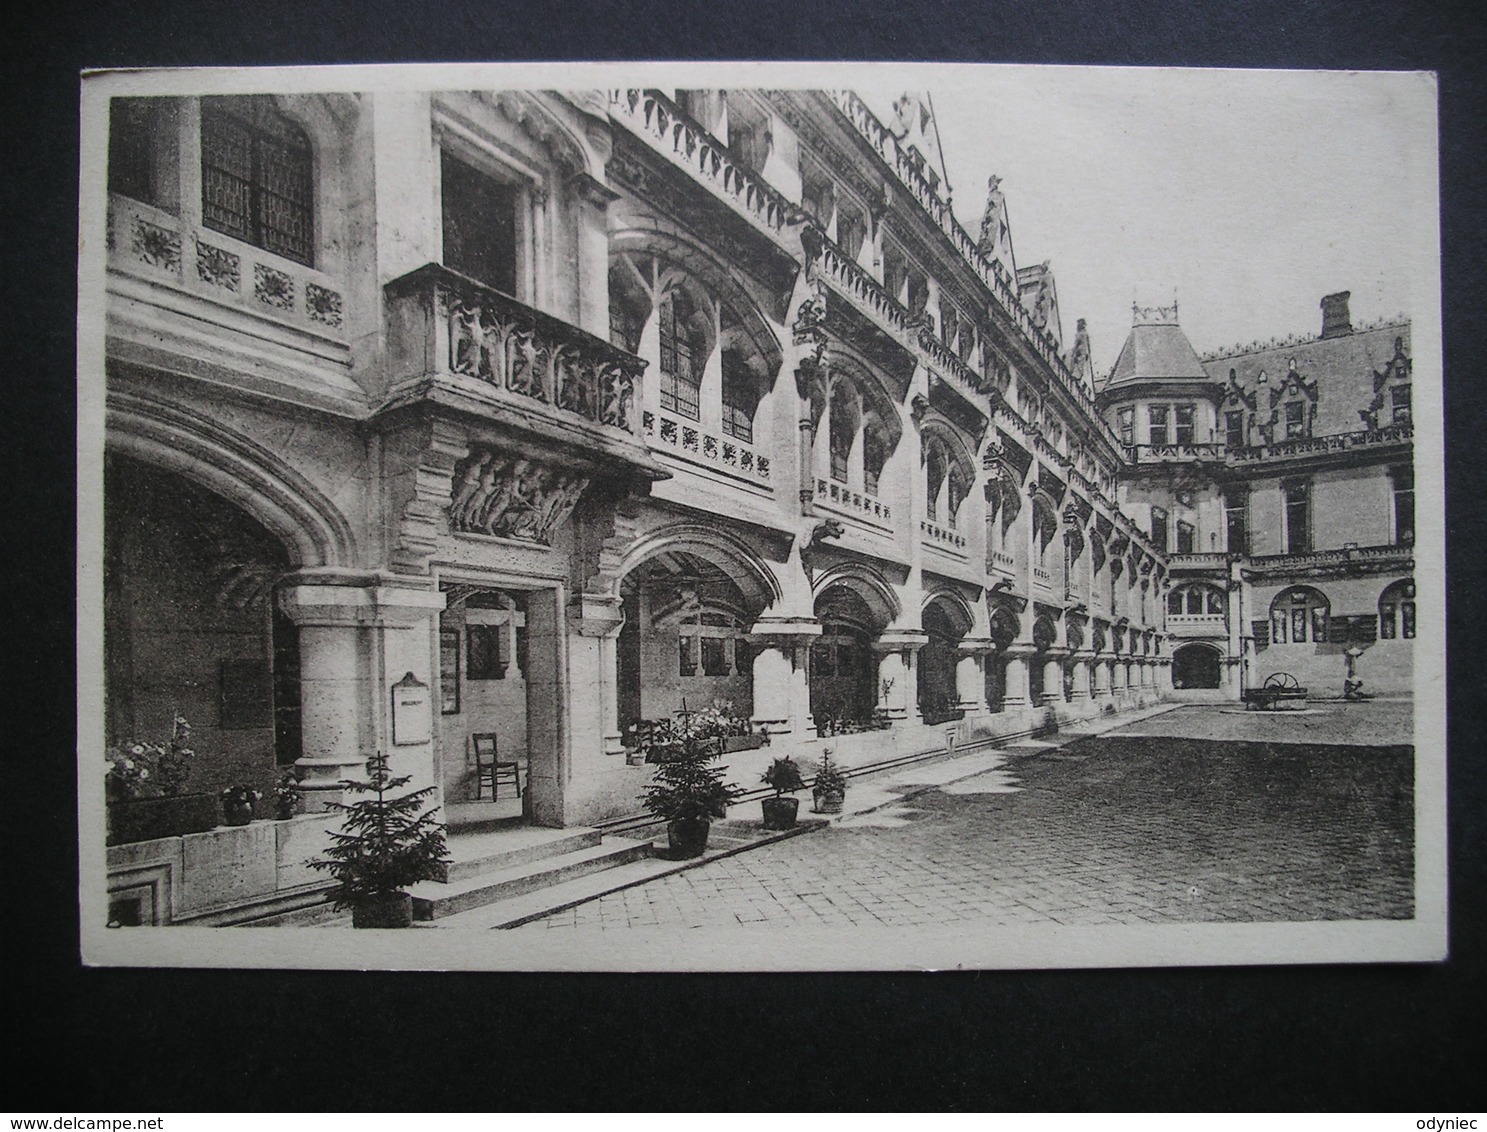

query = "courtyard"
[517,702,1415,931]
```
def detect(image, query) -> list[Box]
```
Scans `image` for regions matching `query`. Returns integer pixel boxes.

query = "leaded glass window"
[201,96,314,266]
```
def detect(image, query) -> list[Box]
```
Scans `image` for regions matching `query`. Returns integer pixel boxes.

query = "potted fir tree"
[641,705,743,858]
[812,748,849,815]
[311,753,450,928]
[760,756,806,830]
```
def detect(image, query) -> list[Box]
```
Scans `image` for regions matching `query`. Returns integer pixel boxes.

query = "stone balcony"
[1226,424,1413,466]
[608,89,798,249]
[1126,442,1227,463]
[812,230,911,339]
[1166,612,1228,639]
[1167,552,1230,572]
[642,408,773,493]
[1244,543,1414,579]
[382,264,657,469]
[814,476,894,534]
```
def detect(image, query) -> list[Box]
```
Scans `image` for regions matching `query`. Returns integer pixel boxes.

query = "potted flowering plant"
[105,716,218,845]
[220,784,264,826]
[760,756,805,830]
[812,748,849,815]
[640,704,744,858]
[273,768,305,820]
[311,752,450,928]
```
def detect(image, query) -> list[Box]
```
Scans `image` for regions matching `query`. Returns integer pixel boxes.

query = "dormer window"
[1225,410,1245,450]
[1284,400,1306,439]
[1391,385,1412,425]
[201,96,314,267]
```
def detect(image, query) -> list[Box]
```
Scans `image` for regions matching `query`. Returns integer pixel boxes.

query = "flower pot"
[667,817,711,859]
[222,800,255,827]
[812,789,845,815]
[351,892,415,929]
[106,793,219,846]
[760,795,799,830]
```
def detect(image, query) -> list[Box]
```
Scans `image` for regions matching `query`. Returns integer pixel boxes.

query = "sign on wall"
[390,671,431,746]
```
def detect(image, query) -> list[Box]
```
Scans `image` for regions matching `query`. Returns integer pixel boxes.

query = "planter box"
[721,734,767,753]
[107,793,219,846]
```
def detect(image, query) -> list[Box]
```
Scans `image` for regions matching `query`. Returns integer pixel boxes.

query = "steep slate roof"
[1200,319,1411,437]
[1104,319,1210,388]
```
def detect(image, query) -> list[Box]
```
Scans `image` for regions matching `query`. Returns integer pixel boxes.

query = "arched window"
[1378,579,1416,640]
[925,442,946,522]
[720,350,758,443]
[828,383,858,483]
[201,95,314,266]
[863,431,887,497]
[1169,584,1224,617]
[658,288,703,419]
[1270,586,1329,645]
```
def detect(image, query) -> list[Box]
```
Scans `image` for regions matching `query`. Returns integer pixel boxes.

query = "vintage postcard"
[77,62,1445,970]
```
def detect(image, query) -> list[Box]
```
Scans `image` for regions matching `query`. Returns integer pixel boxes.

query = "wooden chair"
[472,732,521,800]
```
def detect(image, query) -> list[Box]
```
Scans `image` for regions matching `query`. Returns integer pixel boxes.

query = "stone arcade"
[96,87,1411,924]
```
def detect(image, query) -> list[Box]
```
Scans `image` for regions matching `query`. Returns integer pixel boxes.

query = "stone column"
[1094,656,1113,700]
[874,630,929,722]
[956,637,994,716]
[1041,648,1069,706]
[1001,645,1036,711]
[278,575,446,812]
[569,592,626,758]
[1070,651,1096,702]
[748,618,820,740]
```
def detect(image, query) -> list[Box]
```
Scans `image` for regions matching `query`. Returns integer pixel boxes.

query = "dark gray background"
[8,0,1484,1110]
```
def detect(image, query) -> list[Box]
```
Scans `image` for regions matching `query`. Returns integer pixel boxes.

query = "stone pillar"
[956,637,994,716]
[873,631,928,722]
[1070,651,1096,701]
[278,575,445,812]
[569,593,626,758]
[748,618,820,739]
[1094,656,1113,700]
[1001,645,1036,711]
[1041,648,1069,706]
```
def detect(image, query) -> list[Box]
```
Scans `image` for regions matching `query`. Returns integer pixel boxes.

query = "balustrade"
[609,89,795,237]
[822,93,1125,457]
[384,264,645,438]
[816,477,892,527]
[643,409,772,486]
[1227,424,1413,464]
[109,193,347,342]
[815,233,911,335]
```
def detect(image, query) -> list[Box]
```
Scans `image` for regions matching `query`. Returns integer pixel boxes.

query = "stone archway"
[918,593,973,724]
[104,453,299,804]
[1173,642,1222,690]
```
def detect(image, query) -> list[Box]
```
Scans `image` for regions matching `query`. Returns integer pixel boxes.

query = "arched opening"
[918,595,971,724]
[1029,613,1058,701]
[810,585,886,729]
[1172,643,1222,690]
[104,453,298,805]
[984,603,1018,713]
[1378,578,1416,640]
[1269,585,1330,645]
[1168,583,1226,618]
[617,549,768,743]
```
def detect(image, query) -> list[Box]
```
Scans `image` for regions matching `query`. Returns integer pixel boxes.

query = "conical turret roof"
[1104,303,1209,388]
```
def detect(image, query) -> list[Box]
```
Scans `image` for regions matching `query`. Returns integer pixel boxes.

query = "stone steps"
[409,836,653,920]
[441,826,603,882]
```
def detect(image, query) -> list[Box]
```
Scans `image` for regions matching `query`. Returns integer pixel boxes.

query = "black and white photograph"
[76,62,1445,970]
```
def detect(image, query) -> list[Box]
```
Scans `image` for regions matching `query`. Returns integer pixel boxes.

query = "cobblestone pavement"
[521,707,1414,931]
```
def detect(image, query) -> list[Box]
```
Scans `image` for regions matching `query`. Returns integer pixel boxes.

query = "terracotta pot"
[667,817,710,858]
[812,790,845,815]
[351,892,414,929]
[760,795,799,830]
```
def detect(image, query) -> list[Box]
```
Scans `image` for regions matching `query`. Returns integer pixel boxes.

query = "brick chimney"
[1320,291,1352,339]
